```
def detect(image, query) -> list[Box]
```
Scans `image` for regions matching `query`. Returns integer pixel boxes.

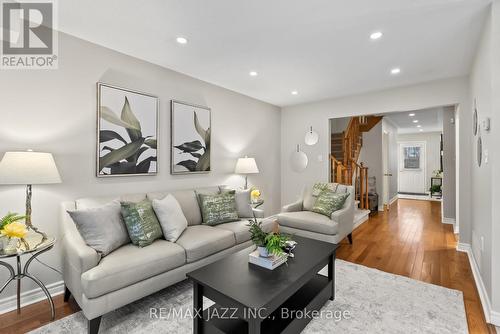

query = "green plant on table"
[0,212,26,230]
[430,185,442,193]
[247,220,289,257]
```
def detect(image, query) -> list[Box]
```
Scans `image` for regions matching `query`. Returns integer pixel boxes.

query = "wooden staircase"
[330,115,382,209]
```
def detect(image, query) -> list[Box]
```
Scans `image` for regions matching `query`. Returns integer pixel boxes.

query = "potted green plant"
[248,221,289,258]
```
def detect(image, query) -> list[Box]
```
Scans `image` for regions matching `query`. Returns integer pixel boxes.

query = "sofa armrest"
[282,200,303,213]
[252,208,265,218]
[330,201,355,239]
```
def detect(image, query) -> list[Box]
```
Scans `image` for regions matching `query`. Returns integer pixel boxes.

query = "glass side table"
[0,233,56,319]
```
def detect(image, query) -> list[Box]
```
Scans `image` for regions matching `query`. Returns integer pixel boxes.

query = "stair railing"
[351,159,369,209]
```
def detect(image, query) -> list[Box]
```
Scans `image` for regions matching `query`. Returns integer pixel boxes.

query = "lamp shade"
[0,151,62,185]
[234,156,259,174]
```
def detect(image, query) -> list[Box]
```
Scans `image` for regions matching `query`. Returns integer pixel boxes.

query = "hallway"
[337,199,495,333]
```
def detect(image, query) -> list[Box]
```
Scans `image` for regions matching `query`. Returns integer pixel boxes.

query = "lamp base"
[24,184,48,244]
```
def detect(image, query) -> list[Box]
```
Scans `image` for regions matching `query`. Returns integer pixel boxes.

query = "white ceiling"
[58,0,490,107]
[384,107,444,134]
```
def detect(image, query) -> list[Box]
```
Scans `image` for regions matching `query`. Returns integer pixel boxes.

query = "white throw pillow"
[152,194,188,242]
[220,187,253,218]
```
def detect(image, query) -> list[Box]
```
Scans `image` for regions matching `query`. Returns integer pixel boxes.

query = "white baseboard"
[442,217,455,225]
[389,195,398,205]
[454,224,459,234]
[0,280,64,315]
[353,209,370,230]
[457,243,499,326]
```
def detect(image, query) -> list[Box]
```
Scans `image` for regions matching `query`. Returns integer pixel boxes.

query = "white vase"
[258,246,270,257]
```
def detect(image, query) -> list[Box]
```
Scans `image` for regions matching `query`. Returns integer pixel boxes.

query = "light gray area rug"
[31,260,468,334]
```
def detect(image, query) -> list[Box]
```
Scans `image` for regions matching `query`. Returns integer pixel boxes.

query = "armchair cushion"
[277,211,338,235]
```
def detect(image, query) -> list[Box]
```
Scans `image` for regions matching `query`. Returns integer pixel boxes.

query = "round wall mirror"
[304,126,319,146]
[290,145,308,172]
[473,99,478,136]
[477,136,482,167]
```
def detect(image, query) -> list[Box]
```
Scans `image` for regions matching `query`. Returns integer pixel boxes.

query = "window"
[404,146,421,169]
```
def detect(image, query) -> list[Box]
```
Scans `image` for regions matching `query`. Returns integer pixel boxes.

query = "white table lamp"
[234,156,259,189]
[0,151,62,239]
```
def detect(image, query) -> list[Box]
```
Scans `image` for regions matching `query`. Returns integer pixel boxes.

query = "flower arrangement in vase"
[0,212,28,251]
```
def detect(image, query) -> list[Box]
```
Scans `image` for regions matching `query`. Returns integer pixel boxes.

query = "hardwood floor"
[337,199,496,334]
[0,198,495,333]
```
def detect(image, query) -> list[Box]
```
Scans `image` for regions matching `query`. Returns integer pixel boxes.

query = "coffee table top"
[187,236,338,309]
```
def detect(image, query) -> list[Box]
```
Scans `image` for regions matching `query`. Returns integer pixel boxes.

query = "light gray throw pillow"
[152,194,188,242]
[68,200,130,256]
[220,187,253,218]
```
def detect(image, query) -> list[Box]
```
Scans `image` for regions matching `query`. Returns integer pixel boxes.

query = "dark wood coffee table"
[186,236,338,334]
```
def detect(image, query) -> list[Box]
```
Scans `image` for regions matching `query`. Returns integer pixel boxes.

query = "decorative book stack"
[248,250,287,270]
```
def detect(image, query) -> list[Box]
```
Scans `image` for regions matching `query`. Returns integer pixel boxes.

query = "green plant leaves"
[196,149,210,171]
[174,140,204,153]
[144,138,157,149]
[121,97,142,142]
[100,106,139,130]
[99,138,145,171]
[100,130,128,145]
[0,212,26,230]
[137,156,157,173]
[194,111,207,140]
[176,160,197,172]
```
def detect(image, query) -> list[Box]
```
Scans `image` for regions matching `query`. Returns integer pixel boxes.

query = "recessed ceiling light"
[413,120,419,123]
[409,113,415,117]
[370,31,383,40]
[391,68,401,75]
[291,90,298,95]
[249,71,258,77]
[416,125,421,128]
[176,37,188,44]
[419,129,424,132]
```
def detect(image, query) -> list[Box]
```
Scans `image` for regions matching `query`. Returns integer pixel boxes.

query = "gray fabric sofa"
[60,186,274,334]
[277,183,355,244]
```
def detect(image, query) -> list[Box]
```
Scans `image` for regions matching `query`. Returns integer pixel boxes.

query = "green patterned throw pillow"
[198,191,239,226]
[120,200,163,247]
[311,182,339,196]
[312,190,350,217]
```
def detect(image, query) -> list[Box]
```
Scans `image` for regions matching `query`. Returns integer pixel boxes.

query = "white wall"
[397,132,442,192]
[281,76,471,243]
[442,106,456,220]
[469,6,494,311]
[382,119,399,202]
[0,33,281,304]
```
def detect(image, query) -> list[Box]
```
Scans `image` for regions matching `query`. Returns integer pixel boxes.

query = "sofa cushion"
[220,187,253,218]
[215,219,276,244]
[175,225,235,263]
[198,191,239,226]
[147,187,220,226]
[76,193,146,210]
[152,194,188,242]
[277,211,338,235]
[120,200,163,247]
[81,240,186,298]
[67,200,129,256]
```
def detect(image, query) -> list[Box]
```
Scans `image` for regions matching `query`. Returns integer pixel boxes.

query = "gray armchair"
[277,183,355,244]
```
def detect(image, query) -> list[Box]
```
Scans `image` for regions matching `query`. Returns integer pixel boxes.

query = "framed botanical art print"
[97,83,158,177]
[171,100,211,174]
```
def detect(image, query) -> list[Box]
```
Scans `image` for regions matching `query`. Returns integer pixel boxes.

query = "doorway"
[398,142,427,194]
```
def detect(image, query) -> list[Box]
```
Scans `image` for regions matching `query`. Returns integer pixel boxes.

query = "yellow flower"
[251,189,261,200]
[1,222,27,239]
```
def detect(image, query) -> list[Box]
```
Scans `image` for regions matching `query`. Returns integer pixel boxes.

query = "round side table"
[0,233,56,320]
